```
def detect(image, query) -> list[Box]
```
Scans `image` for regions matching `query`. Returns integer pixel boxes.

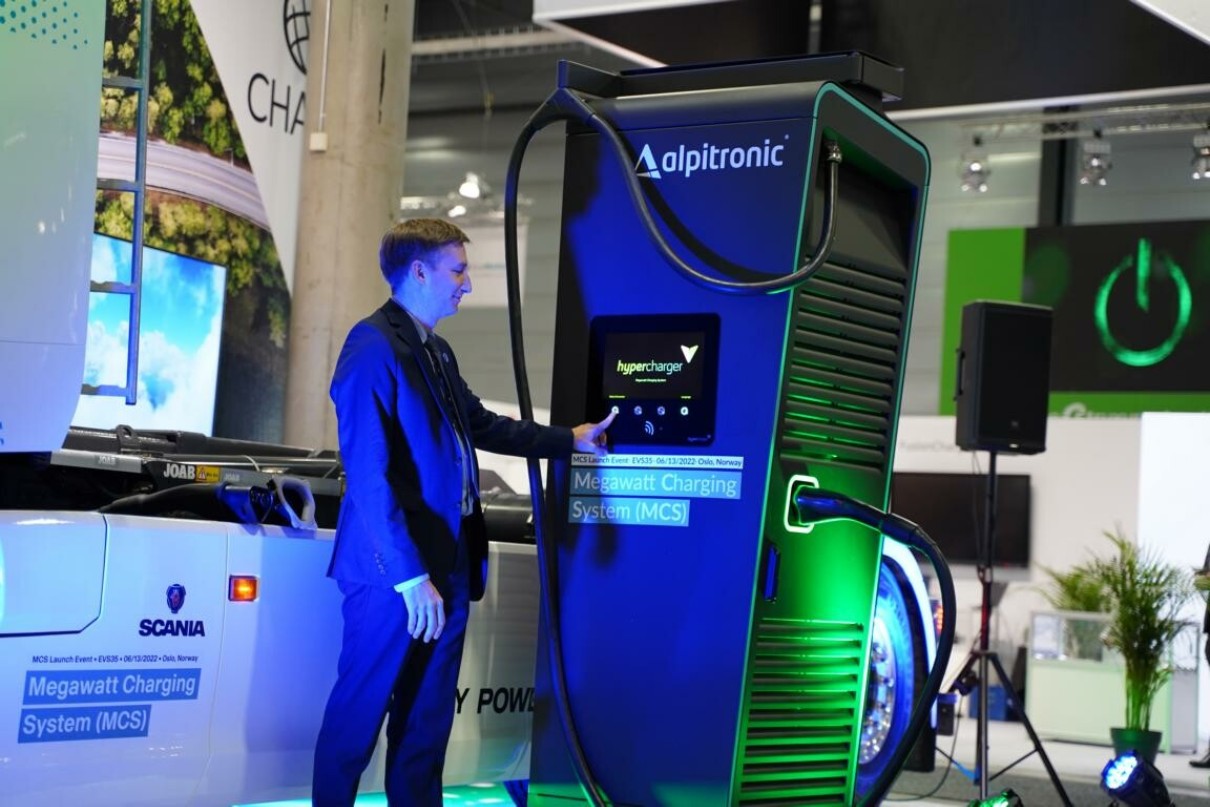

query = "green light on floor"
[968,787,1022,807]
[235,782,513,806]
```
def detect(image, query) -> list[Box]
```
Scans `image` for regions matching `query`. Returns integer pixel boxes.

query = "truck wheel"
[854,559,925,799]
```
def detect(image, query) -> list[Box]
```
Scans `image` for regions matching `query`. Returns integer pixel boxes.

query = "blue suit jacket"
[328,299,572,599]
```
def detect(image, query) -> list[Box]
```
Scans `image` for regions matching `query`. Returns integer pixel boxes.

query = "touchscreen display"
[601,330,706,401]
[589,313,719,446]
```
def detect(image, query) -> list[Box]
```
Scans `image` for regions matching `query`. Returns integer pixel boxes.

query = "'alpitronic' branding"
[635,136,789,180]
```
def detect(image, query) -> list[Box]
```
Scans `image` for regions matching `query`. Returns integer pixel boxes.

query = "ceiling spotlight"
[1079,133,1112,187]
[400,170,531,223]
[458,172,485,199]
[960,136,991,193]
[1191,131,1210,180]
[1101,751,1173,807]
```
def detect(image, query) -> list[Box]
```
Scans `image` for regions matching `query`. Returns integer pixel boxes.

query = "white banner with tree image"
[90,0,305,442]
[189,0,308,293]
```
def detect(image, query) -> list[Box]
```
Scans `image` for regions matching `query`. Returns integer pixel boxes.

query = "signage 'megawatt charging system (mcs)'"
[508,53,955,807]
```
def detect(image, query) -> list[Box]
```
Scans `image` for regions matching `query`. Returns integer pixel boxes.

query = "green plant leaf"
[1089,529,1196,730]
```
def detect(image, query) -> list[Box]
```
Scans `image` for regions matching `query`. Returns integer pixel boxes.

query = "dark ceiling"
[408,0,1210,116]
[409,0,637,115]
[415,0,534,37]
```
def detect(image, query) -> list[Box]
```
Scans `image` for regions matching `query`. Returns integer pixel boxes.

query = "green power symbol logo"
[1093,238,1192,367]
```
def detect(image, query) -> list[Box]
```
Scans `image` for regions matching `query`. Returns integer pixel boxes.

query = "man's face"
[421,243,471,322]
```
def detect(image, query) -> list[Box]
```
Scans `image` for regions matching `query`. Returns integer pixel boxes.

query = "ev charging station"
[509,54,951,807]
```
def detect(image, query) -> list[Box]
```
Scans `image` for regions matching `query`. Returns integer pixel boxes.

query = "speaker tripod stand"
[945,451,1072,806]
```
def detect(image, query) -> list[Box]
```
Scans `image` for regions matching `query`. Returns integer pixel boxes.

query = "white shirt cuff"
[394,573,430,593]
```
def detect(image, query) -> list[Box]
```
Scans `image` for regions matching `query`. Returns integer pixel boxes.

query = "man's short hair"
[379,218,471,287]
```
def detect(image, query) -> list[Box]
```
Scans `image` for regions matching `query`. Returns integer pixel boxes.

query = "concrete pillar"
[284,0,414,449]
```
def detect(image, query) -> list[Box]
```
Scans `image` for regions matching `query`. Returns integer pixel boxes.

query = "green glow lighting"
[968,787,1023,807]
[234,783,514,807]
[1093,238,1192,367]
[785,410,834,425]
[1136,238,1151,312]
[786,392,881,416]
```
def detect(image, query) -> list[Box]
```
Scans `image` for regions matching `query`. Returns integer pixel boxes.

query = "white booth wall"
[893,416,1141,664]
[896,413,1210,742]
[1137,412,1210,741]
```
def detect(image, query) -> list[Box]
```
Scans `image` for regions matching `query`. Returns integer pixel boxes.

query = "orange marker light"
[228,575,259,602]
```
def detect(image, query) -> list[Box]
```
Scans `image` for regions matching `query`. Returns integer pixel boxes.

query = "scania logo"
[139,619,206,638]
[635,136,788,180]
[138,583,205,637]
[166,583,187,614]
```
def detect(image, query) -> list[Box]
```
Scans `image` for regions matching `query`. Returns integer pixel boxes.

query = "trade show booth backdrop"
[942,221,1210,418]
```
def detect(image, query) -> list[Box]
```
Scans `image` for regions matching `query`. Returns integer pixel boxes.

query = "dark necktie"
[423,337,476,512]
[424,338,459,415]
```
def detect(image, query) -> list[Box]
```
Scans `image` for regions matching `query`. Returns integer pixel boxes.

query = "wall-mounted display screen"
[72,232,227,436]
[889,471,1031,569]
[590,313,720,446]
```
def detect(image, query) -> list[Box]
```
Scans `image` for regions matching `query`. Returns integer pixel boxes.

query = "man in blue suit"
[312,218,615,805]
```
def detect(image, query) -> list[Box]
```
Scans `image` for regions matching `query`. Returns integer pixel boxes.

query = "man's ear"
[410,258,428,284]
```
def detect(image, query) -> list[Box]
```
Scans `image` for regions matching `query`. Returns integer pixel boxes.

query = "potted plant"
[1039,560,1111,661]
[1089,529,1195,763]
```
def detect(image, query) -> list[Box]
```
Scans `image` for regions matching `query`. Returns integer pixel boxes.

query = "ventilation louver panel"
[780,262,909,473]
[737,619,866,806]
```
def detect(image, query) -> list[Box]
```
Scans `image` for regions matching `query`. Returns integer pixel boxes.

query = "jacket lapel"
[381,299,458,429]
[427,332,470,433]
[425,332,480,488]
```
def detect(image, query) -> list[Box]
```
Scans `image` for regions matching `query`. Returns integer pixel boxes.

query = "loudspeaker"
[955,301,1053,454]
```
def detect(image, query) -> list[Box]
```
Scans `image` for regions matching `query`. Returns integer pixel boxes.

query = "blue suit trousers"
[312,539,470,806]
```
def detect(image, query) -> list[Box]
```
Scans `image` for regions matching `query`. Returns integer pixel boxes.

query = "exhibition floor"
[244,720,1210,806]
[889,719,1210,805]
